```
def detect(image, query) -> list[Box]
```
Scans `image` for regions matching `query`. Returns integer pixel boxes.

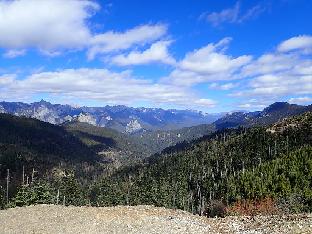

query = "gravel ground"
[0,205,311,234]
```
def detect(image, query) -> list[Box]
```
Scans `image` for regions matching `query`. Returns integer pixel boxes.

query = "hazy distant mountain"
[214,102,312,129]
[133,102,312,153]
[0,100,223,133]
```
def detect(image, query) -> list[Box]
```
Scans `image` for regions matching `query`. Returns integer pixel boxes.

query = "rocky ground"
[0,205,311,234]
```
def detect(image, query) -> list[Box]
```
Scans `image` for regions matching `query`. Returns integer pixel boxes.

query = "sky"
[0,0,311,113]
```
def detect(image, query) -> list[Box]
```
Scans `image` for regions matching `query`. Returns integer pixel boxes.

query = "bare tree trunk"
[6,169,9,205]
[126,175,132,205]
[56,189,60,205]
[31,168,37,184]
[201,195,205,216]
[22,165,25,186]
[287,135,289,156]
[197,182,201,214]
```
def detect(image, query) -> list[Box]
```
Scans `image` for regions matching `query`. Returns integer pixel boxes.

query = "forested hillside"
[133,123,216,155]
[90,112,312,214]
[64,121,149,167]
[133,102,312,154]
[1,110,312,216]
[0,114,107,181]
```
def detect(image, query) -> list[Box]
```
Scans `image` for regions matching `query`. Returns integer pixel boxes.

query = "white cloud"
[179,38,251,74]
[110,41,175,66]
[225,35,312,108]
[233,74,312,98]
[0,69,216,109]
[278,35,312,53]
[209,82,237,90]
[165,38,252,86]
[289,96,312,105]
[0,0,97,51]
[0,74,16,85]
[237,103,266,110]
[0,0,169,62]
[201,1,266,27]
[241,53,296,77]
[88,24,168,60]
[3,49,26,58]
[206,2,240,26]
[194,98,216,107]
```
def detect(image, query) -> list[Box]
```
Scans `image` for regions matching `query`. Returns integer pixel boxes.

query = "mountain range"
[0,100,223,134]
[214,102,312,129]
[1,100,312,213]
[1,100,311,157]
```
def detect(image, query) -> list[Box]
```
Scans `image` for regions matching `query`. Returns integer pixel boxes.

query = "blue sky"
[0,0,311,112]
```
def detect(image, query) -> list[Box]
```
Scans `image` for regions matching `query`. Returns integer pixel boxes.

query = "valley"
[0,101,311,217]
[1,1,311,232]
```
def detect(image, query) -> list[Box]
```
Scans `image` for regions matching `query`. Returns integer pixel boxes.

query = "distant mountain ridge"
[1,100,311,154]
[214,102,312,130]
[133,102,312,154]
[0,100,223,133]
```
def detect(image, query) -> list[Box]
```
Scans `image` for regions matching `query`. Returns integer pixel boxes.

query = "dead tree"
[22,165,25,186]
[31,168,38,184]
[6,169,9,205]
[56,189,60,205]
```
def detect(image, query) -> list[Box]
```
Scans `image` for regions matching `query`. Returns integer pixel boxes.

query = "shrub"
[14,182,55,207]
[204,200,226,217]
[226,197,278,216]
[276,194,310,214]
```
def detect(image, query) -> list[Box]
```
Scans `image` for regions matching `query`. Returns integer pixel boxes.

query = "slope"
[64,121,150,167]
[0,114,107,188]
[132,102,312,154]
[90,111,312,214]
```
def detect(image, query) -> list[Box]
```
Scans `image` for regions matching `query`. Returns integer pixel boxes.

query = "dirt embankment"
[0,205,311,234]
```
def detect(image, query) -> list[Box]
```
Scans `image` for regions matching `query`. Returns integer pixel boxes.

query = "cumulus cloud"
[0,0,97,51]
[230,35,312,104]
[165,37,252,86]
[241,53,296,77]
[235,74,312,97]
[110,41,175,66]
[201,1,266,27]
[277,35,312,54]
[0,74,16,85]
[0,69,216,109]
[237,102,266,110]
[88,24,168,60]
[289,96,312,105]
[159,35,312,109]
[179,38,251,74]
[193,99,216,106]
[0,0,169,62]
[209,82,237,90]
